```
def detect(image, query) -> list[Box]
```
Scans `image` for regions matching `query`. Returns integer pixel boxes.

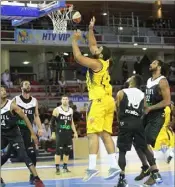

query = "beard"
[149,67,157,72]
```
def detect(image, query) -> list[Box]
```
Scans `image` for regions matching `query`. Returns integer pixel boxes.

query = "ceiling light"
[63,52,69,56]
[118,27,123,31]
[142,47,147,51]
[102,12,107,16]
[23,61,30,65]
[133,70,136,74]
[133,43,138,46]
[83,53,88,57]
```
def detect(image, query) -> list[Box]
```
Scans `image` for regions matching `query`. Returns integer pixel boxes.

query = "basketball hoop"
[48,4,73,34]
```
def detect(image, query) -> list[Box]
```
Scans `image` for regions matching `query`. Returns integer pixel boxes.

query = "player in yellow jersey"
[153,103,174,163]
[72,17,120,182]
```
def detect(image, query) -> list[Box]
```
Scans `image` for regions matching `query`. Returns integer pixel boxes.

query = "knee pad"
[64,145,72,156]
[27,147,36,166]
[56,146,63,155]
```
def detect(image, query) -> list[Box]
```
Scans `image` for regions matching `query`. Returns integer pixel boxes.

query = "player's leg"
[21,129,37,184]
[165,128,174,163]
[62,143,72,172]
[83,100,103,181]
[9,132,44,187]
[101,96,120,180]
[1,135,10,187]
[134,121,154,181]
[55,133,62,175]
[134,127,162,186]
[142,116,164,185]
[1,136,11,166]
[116,129,133,187]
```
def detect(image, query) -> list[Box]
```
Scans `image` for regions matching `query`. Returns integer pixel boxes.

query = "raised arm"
[72,30,102,72]
[88,17,99,54]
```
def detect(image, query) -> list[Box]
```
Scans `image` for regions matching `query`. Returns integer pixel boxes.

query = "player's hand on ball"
[89,16,96,29]
[38,129,43,137]
[74,132,78,139]
[31,133,39,145]
[73,30,82,41]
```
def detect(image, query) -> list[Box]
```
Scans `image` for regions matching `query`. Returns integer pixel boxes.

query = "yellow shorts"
[87,95,115,134]
[154,126,175,150]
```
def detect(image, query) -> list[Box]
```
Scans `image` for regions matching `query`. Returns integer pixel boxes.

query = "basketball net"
[48,5,73,33]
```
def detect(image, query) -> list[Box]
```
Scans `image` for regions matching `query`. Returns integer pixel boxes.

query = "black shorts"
[117,119,147,151]
[1,127,33,166]
[20,128,35,150]
[56,131,73,149]
[144,112,165,147]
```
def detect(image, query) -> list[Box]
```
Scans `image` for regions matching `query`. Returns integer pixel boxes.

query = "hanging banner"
[14,29,102,45]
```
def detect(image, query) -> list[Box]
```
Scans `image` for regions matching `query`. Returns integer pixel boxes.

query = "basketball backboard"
[1,1,66,26]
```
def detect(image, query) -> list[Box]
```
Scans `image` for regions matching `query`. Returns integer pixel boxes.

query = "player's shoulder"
[31,96,37,102]
[69,107,73,113]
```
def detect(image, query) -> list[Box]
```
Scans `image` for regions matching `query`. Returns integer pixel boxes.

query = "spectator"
[1,69,13,88]
[72,105,81,126]
[122,61,128,83]
[58,76,66,94]
[39,118,53,152]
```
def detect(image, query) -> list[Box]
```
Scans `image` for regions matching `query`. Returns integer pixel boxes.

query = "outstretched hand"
[72,30,82,41]
[89,16,96,29]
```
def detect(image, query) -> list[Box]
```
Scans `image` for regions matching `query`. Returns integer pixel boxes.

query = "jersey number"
[145,95,150,102]
[64,120,67,125]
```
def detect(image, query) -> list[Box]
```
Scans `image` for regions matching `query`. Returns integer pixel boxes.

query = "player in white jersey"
[13,81,44,185]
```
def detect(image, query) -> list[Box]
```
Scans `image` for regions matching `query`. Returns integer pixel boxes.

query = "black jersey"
[54,106,73,133]
[145,76,165,114]
[118,88,144,121]
[14,95,37,129]
[1,99,17,131]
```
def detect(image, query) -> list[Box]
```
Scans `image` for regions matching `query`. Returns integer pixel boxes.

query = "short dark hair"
[61,95,69,99]
[101,46,111,61]
[157,59,164,68]
[20,80,29,88]
[133,74,143,88]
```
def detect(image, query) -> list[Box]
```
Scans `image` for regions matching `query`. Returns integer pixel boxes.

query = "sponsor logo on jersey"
[125,109,139,116]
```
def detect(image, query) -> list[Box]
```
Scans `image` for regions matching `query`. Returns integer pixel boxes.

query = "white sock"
[89,154,97,170]
[108,153,118,168]
[167,148,174,157]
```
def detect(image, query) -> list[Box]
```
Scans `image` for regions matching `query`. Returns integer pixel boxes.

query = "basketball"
[72,11,81,23]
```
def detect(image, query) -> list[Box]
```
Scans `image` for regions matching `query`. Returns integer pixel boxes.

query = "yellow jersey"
[163,106,171,127]
[86,59,112,100]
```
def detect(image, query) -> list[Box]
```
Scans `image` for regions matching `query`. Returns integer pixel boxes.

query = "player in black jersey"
[115,75,157,187]
[13,81,44,185]
[50,95,78,174]
[0,87,45,187]
[134,60,171,185]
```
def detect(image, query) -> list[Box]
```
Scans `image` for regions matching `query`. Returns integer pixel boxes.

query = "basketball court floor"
[1,150,174,187]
